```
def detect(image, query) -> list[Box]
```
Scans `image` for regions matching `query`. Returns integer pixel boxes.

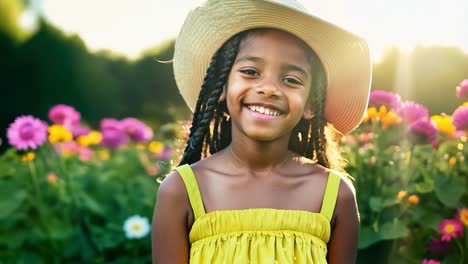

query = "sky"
[25,0,468,61]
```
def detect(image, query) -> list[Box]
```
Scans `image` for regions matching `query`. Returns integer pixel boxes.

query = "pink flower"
[421,259,441,264]
[397,101,429,123]
[48,104,81,128]
[456,79,468,98]
[439,219,464,241]
[452,106,468,131]
[7,115,48,150]
[100,118,127,149]
[120,118,153,143]
[70,123,90,138]
[369,90,401,109]
[407,119,438,144]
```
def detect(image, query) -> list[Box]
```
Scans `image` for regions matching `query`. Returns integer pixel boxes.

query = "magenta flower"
[426,237,450,255]
[407,119,438,144]
[421,259,440,264]
[456,79,468,98]
[369,90,401,109]
[452,106,468,131]
[48,104,81,128]
[70,123,90,138]
[121,118,154,143]
[100,118,127,149]
[397,101,429,123]
[7,116,48,150]
[439,218,464,241]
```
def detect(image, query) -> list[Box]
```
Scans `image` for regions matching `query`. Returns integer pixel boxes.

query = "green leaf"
[79,192,105,216]
[380,219,409,240]
[415,178,435,193]
[359,226,382,249]
[369,196,383,212]
[434,174,465,208]
[0,188,27,220]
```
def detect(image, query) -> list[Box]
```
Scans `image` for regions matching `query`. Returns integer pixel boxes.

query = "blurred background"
[1,0,467,151]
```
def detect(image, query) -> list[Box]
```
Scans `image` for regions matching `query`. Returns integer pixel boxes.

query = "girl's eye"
[283,77,303,86]
[239,69,260,77]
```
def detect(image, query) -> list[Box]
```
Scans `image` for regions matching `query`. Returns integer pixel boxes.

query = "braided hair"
[178,28,345,171]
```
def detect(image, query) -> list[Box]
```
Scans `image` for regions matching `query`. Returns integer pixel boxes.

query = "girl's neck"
[228,133,293,171]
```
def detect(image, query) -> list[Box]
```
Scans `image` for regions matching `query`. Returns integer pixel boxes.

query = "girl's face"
[222,29,314,142]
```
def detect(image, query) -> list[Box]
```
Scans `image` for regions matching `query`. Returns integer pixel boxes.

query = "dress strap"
[175,164,206,220]
[319,170,342,222]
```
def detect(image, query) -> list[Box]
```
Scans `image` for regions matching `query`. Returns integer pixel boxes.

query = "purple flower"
[407,119,438,144]
[426,237,450,255]
[456,79,468,98]
[100,118,127,148]
[7,116,48,150]
[155,146,172,161]
[48,104,81,128]
[120,118,153,143]
[452,106,468,131]
[397,101,429,123]
[369,90,401,109]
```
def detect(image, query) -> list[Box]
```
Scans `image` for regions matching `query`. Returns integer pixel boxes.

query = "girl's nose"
[255,81,282,98]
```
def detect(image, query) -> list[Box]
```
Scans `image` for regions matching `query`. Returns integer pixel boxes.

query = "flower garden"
[1,80,467,263]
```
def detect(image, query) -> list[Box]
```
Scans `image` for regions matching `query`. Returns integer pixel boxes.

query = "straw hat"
[173,0,372,135]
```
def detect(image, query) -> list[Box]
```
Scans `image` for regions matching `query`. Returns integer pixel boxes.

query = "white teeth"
[246,105,280,116]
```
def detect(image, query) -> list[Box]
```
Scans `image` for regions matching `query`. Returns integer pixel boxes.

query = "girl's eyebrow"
[235,55,310,79]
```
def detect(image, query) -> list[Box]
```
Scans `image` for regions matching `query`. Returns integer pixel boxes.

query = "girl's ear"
[218,84,227,103]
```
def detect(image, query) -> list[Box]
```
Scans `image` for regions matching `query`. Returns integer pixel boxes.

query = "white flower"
[123,215,150,239]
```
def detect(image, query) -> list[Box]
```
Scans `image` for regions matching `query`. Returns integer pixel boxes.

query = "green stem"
[28,159,59,254]
[46,143,79,211]
[455,238,465,264]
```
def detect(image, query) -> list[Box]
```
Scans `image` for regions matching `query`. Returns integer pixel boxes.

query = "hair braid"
[178,33,244,165]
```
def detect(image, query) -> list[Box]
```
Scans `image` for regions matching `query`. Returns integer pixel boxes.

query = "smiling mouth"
[245,104,282,116]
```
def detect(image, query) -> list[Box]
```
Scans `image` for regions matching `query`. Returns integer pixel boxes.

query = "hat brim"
[173,0,372,135]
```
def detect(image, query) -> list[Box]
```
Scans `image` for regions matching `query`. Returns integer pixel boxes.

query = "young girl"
[152,0,372,263]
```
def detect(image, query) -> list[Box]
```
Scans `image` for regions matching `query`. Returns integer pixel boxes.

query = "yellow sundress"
[175,164,342,264]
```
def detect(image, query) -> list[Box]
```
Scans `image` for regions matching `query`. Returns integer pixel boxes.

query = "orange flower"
[458,208,468,226]
[397,190,407,202]
[407,195,419,205]
[449,156,456,166]
[381,110,402,129]
[47,173,58,184]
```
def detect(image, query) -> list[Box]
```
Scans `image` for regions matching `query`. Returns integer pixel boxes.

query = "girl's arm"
[326,178,360,264]
[152,171,190,264]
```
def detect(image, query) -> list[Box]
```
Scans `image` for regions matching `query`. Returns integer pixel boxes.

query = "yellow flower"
[377,105,388,120]
[363,107,378,123]
[449,156,457,166]
[431,115,456,136]
[97,149,110,160]
[77,130,102,146]
[21,152,36,162]
[457,102,468,109]
[397,190,407,202]
[48,125,73,144]
[407,195,419,205]
[148,141,164,154]
[381,110,402,129]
